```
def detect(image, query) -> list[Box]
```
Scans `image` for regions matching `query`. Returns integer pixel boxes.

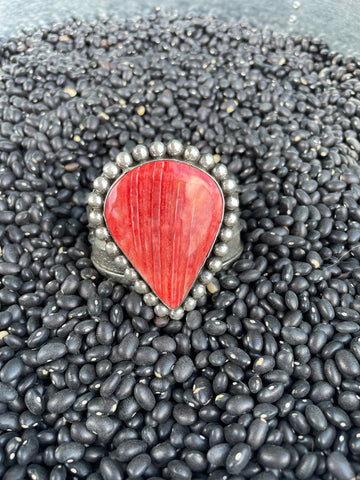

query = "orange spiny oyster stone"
[104,160,224,309]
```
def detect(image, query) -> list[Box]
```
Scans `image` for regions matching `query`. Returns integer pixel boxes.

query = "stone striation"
[105,160,224,308]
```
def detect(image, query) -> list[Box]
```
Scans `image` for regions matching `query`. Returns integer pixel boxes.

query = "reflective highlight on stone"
[104,160,224,308]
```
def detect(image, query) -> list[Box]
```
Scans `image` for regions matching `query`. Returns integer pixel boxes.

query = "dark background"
[0,0,359,57]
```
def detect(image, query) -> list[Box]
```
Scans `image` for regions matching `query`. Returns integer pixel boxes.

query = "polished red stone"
[104,160,224,309]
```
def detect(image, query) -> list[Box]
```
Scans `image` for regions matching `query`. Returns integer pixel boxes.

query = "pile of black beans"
[1,9,360,480]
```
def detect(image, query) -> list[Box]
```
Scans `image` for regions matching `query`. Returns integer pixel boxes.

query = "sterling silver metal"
[88,140,243,319]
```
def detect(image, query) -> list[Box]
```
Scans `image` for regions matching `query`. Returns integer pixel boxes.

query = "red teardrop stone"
[104,160,224,309]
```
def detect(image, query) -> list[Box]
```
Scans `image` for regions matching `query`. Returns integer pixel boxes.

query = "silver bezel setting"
[88,140,242,319]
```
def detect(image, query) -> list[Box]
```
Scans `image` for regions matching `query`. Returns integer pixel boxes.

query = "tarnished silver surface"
[88,140,243,318]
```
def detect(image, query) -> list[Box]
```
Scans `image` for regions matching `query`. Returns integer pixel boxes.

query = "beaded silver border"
[87,140,241,320]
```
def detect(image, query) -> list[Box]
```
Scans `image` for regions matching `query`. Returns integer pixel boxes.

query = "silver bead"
[114,255,128,269]
[105,241,118,257]
[154,304,169,317]
[93,236,106,250]
[167,139,184,157]
[103,162,120,179]
[208,257,223,273]
[212,163,228,181]
[192,283,206,299]
[183,297,197,311]
[220,227,233,242]
[224,212,237,227]
[199,153,215,170]
[169,307,184,320]
[199,270,213,284]
[226,196,240,210]
[144,293,158,306]
[134,280,149,294]
[88,230,95,244]
[88,210,103,226]
[213,242,228,257]
[222,178,237,194]
[87,192,103,208]
[132,144,149,162]
[116,152,133,169]
[149,141,166,158]
[93,176,109,193]
[183,145,200,162]
[95,226,110,240]
[124,267,138,282]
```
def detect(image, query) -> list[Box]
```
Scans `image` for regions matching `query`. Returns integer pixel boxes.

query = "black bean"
[2,465,26,480]
[125,292,142,316]
[291,380,310,398]
[252,355,276,374]
[310,381,335,402]
[99,372,122,398]
[126,453,151,477]
[47,389,77,414]
[324,406,351,430]
[54,442,85,463]
[24,387,44,415]
[206,443,230,467]
[295,453,318,480]
[260,232,282,246]
[150,441,176,466]
[0,412,20,431]
[226,395,254,416]
[96,321,114,345]
[112,439,146,462]
[134,346,158,366]
[173,356,195,383]
[152,335,176,353]
[335,307,360,322]
[225,347,251,368]
[134,383,156,411]
[0,382,18,402]
[257,383,284,403]
[86,415,116,439]
[37,342,67,364]
[87,294,102,317]
[71,422,97,444]
[117,332,138,360]
[276,394,295,418]
[315,425,337,450]
[305,404,328,431]
[85,345,111,362]
[49,465,67,480]
[257,445,291,469]
[99,457,124,480]
[113,428,138,446]
[335,349,360,377]
[17,435,39,466]
[225,443,252,474]
[173,404,196,426]
[88,397,117,416]
[246,418,269,450]
[203,319,227,336]
[238,269,261,283]
[253,403,279,420]
[327,452,355,480]
[79,364,96,384]
[338,391,360,411]
[56,293,82,310]
[183,449,207,472]
[167,459,192,480]
[0,263,21,275]
[288,411,310,435]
